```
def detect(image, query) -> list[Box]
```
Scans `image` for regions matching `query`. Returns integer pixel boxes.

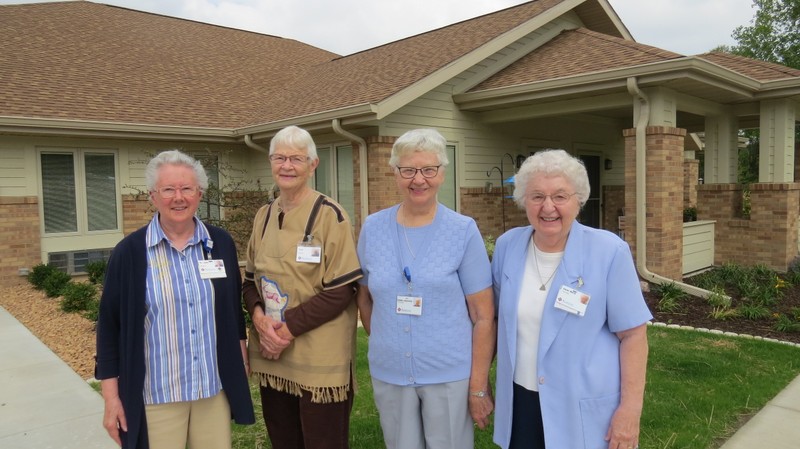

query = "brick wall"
[699,182,800,270]
[624,126,685,280]
[0,196,41,285]
[122,194,153,235]
[602,185,625,234]
[460,187,528,239]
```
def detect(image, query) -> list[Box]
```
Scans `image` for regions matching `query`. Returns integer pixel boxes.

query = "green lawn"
[232,326,800,449]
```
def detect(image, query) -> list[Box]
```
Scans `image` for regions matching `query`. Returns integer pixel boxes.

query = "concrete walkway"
[2,305,800,449]
[0,305,116,449]
[718,373,800,449]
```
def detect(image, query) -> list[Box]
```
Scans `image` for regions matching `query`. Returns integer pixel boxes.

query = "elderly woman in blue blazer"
[491,149,652,449]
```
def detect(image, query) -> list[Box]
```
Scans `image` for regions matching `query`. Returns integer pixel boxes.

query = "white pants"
[372,378,473,449]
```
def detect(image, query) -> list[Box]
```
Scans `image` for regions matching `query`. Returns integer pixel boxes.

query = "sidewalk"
[0,305,117,449]
[718,373,800,449]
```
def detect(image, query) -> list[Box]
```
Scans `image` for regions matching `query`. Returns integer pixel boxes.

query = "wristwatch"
[470,390,487,398]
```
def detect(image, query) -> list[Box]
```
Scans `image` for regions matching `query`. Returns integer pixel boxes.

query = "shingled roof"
[241,0,568,126]
[0,1,338,129]
[0,0,570,130]
[471,27,684,92]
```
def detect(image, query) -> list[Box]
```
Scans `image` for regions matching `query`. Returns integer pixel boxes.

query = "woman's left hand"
[604,404,640,449]
[469,392,494,430]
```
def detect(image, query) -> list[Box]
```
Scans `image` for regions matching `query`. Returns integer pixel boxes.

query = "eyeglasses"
[396,165,441,179]
[527,192,576,205]
[155,186,200,198]
[269,154,309,165]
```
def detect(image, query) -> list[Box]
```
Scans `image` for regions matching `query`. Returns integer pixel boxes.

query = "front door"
[578,154,600,228]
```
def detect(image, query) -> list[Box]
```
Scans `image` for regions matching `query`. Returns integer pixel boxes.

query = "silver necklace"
[399,205,416,260]
[532,240,557,291]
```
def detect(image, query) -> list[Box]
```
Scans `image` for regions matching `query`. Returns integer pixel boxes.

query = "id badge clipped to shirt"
[296,234,322,264]
[396,294,423,316]
[554,285,591,316]
[198,259,227,279]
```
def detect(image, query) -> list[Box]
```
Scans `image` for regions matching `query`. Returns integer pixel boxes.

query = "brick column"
[624,126,686,280]
[0,196,41,286]
[365,136,402,214]
[684,157,699,208]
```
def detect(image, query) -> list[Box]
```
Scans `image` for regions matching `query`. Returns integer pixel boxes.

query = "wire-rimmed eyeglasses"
[396,165,441,179]
[527,192,577,205]
[154,186,200,198]
[269,154,309,165]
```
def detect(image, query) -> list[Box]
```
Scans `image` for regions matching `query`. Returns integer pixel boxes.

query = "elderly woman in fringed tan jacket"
[242,125,362,449]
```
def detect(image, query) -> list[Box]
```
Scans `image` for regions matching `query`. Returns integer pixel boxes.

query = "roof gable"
[243,0,574,126]
[471,28,683,92]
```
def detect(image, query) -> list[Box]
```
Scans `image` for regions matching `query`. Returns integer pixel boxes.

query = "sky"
[0,0,756,56]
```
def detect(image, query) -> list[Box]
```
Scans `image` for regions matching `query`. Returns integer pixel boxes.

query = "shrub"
[484,235,495,260]
[774,314,800,333]
[82,297,101,322]
[60,281,98,313]
[27,263,58,290]
[42,270,72,298]
[654,282,686,313]
[706,286,731,309]
[85,260,107,285]
[738,304,771,320]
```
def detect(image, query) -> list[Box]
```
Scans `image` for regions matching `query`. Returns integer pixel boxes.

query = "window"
[40,150,119,234]
[49,248,111,274]
[315,145,356,221]
[438,145,457,210]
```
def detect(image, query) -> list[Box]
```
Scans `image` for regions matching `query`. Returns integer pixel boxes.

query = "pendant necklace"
[398,205,416,260]
[532,240,557,291]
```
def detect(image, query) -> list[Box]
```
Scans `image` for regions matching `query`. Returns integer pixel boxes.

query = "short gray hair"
[145,150,208,192]
[269,125,318,162]
[389,128,450,168]
[512,149,590,208]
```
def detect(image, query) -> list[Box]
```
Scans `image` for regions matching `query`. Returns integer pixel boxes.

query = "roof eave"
[0,116,239,142]
[453,57,770,110]
[235,103,379,140]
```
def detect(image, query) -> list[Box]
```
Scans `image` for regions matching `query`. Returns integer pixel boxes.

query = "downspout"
[626,77,715,299]
[244,134,268,153]
[332,119,369,224]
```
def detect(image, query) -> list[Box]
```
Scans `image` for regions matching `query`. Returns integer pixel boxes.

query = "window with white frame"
[439,144,457,210]
[40,150,119,234]
[315,144,356,221]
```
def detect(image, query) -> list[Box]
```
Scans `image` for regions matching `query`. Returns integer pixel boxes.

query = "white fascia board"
[0,116,237,142]
[236,103,378,139]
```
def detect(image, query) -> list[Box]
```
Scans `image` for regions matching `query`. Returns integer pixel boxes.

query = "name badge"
[296,245,322,263]
[198,259,227,279]
[554,285,590,316]
[396,294,422,316]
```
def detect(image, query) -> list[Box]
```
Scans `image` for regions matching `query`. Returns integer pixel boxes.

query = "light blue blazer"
[492,222,652,449]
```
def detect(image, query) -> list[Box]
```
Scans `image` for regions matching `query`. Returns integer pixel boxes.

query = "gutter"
[331,119,369,224]
[626,77,716,299]
[243,134,268,153]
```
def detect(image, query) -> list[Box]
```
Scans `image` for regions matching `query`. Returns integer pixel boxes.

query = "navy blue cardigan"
[96,223,255,449]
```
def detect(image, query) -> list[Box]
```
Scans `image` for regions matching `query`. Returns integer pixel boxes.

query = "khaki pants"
[144,391,231,449]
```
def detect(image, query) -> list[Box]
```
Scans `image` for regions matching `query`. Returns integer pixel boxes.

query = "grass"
[228,326,800,449]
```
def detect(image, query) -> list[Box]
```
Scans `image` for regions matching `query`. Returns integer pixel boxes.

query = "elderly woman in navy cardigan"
[491,149,651,449]
[96,150,254,449]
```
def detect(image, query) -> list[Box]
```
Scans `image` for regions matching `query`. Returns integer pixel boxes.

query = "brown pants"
[260,383,354,449]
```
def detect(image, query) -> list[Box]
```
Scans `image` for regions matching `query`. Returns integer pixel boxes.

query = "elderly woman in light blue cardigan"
[357,128,495,449]
[492,149,652,449]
